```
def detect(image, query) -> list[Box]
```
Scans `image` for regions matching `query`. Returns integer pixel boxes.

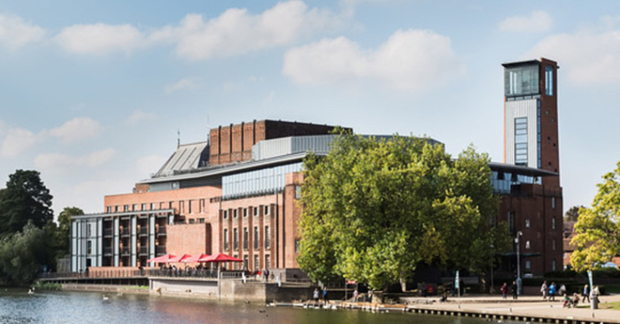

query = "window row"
[106,199,207,215]
[223,226,270,251]
[222,205,271,219]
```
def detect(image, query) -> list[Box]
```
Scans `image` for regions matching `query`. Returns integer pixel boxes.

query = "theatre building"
[71,59,563,278]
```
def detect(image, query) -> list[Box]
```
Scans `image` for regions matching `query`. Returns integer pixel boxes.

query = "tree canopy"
[297,133,508,289]
[564,205,583,222]
[0,170,53,235]
[0,170,78,284]
[571,161,620,271]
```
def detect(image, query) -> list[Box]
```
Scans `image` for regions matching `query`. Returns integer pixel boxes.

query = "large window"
[505,65,539,97]
[253,226,259,249]
[243,227,248,250]
[233,228,238,251]
[224,229,229,250]
[265,226,270,249]
[515,117,528,166]
[545,65,553,96]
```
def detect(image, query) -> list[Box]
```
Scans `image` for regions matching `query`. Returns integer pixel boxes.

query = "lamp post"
[515,231,523,295]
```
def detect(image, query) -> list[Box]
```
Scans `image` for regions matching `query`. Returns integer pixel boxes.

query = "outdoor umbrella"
[202,253,242,263]
[182,253,211,263]
[147,254,176,263]
[168,254,193,263]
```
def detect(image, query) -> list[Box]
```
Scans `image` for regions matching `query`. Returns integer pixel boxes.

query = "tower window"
[514,117,528,166]
[545,65,553,96]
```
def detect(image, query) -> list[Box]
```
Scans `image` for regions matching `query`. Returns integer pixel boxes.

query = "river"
[0,289,519,324]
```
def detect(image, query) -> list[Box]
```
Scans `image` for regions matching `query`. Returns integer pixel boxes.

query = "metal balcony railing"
[156,246,166,254]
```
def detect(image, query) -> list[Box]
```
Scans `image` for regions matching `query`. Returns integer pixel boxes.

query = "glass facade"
[505,65,539,97]
[222,162,303,199]
[491,170,541,194]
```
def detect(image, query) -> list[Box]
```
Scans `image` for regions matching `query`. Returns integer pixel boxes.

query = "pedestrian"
[591,286,600,303]
[500,282,508,299]
[541,281,548,301]
[559,283,566,296]
[582,284,590,303]
[353,288,358,303]
[511,281,518,300]
[313,288,319,305]
[322,287,329,303]
[368,290,373,303]
[549,282,556,301]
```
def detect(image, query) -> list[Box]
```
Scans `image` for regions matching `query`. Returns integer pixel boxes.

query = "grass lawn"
[576,301,620,310]
[598,301,620,310]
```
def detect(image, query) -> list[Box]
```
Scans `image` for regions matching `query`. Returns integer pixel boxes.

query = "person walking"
[500,282,508,299]
[541,281,548,300]
[353,289,358,303]
[511,281,518,300]
[559,283,567,296]
[549,282,556,301]
[313,288,320,305]
[582,284,590,303]
[322,287,329,304]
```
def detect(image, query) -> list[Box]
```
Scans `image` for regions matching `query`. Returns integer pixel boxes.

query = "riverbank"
[273,295,620,324]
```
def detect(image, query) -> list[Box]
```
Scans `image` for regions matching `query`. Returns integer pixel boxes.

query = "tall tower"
[503,58,559,187]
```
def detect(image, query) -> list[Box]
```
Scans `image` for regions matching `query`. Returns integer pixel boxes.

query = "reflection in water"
[0,289,518,324]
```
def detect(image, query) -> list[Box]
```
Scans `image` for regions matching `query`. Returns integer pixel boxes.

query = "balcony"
[156,246,166,254]
[138,227,148,236]
[120,228,131,237]
[103,228,113,237]
[157,227,167,235]
[103,247,113,255]
[121,247,131,256]
[139,246,148,255]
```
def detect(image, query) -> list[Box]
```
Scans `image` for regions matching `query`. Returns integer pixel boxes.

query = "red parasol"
[182,253,211,263]
[201,253,242,263]
[168,254,193,263]
[147,254,176,263]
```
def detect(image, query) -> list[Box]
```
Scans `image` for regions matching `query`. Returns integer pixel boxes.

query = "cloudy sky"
[1,0,619,216]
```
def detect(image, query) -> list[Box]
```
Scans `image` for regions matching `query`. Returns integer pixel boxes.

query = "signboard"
[346,280,357,285]
[455,271,460,289]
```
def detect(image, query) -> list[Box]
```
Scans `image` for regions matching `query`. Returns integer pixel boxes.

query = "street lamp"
[515,231,523,295]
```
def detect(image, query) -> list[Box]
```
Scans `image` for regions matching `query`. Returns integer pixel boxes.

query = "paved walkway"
[401,295,620,323]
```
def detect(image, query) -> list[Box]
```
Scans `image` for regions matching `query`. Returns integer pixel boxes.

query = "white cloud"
[498,11,553,33]
[282,29,465,92]
[0,13,45,50]
[161,1,341,60]
[164,78,201,94]
[135,154,167,177]
[523,19,620,85]
[49,117,102,143]
[34,148,116,174]
[125,110,156,125]
[0,127,44,157]
[55,23,146,55]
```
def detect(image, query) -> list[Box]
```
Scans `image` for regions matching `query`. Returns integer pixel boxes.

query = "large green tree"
[0,222,49,285]
[297,133,508,290]
[0,170,53,235]
[571,161,620,271]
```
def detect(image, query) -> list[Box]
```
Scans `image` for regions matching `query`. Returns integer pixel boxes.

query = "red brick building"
[71,59,564,278]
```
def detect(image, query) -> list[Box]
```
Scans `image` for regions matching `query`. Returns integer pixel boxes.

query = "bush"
[33,281,62,290]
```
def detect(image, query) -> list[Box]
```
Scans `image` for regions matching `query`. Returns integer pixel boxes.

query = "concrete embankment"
[62,284,150,295]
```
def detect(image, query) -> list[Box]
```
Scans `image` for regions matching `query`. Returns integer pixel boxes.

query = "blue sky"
[1,0,619,215]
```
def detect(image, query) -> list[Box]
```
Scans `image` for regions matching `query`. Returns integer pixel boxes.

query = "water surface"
[0,289,520,324]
